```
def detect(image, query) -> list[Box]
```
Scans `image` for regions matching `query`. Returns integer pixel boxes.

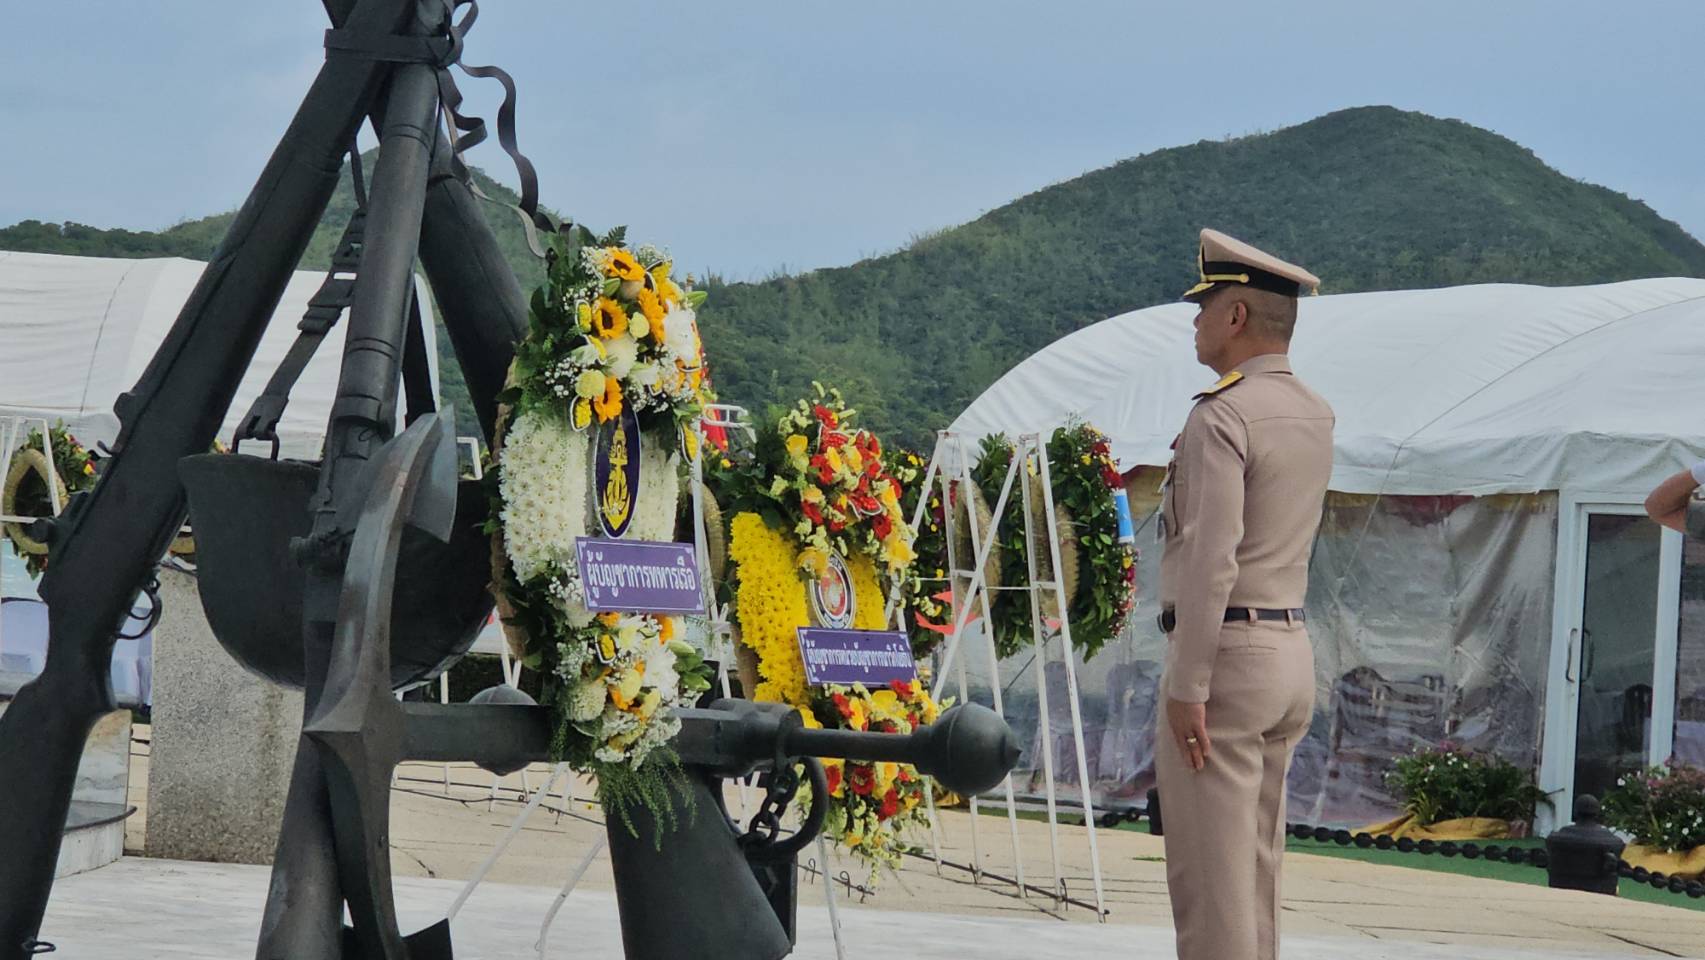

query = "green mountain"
[694,106,1705,448]
[7,106,1704,449]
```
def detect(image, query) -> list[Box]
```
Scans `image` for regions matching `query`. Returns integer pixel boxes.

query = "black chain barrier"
[1097,797,1704,903]
[1278,822,1705,900]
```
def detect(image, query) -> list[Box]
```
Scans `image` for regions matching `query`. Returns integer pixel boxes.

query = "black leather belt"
[1158,607,1305,633]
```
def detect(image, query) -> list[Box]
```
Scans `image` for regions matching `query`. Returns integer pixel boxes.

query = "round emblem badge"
[809,551,856,630]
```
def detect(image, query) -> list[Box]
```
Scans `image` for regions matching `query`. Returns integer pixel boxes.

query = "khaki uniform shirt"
[1159,353,1334,703]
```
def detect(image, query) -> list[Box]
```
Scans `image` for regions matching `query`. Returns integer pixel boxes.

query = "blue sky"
[2,1,1700,281]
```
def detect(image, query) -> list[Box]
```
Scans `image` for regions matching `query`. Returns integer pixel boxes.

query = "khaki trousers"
[1155,621,1315,960]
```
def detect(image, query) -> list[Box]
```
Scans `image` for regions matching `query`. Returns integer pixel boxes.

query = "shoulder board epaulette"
[1193,371,1244,400]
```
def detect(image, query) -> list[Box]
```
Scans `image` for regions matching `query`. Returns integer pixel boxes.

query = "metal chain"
[742,762,802,847]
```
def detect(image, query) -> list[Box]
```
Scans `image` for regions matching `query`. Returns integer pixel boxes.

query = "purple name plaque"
[796,629,917,687]
[575,538,705,615]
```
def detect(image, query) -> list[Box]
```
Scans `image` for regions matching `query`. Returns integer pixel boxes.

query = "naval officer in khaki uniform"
[1155,229,1334,960]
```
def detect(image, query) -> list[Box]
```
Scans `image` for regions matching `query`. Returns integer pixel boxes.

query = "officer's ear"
[1228,298,1250,333]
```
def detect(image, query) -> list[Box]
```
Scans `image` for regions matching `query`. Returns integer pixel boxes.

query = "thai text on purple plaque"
[796,628,917,686]
[575,538,705,614]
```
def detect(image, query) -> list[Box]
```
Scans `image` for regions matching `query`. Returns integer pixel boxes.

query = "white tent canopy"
[952,278,1705,496]
[0,250,440,459]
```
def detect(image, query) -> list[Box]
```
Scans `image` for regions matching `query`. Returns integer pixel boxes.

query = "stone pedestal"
[144,567,301,864]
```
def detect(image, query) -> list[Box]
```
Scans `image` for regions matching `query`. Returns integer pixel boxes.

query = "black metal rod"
[783,727,924,766]
[400,702,552,761]
[310,59,442,535]
[0,3,415,955]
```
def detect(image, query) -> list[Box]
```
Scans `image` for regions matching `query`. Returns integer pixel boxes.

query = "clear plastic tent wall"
[948,487,1556,826]
[944,278,1705,826]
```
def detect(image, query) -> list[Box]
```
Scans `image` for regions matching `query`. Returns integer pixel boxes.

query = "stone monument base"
[144,567,302,864]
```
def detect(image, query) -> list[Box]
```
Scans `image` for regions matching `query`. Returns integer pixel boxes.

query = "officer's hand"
[1166,698,1211,771]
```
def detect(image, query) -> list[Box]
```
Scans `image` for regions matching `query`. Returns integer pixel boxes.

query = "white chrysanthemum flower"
[569,680,608,722]
[632,443,680,541]
[564,600,596,629]
[571,343,604,366]
[499,409,591,583]
[606,335,639,380]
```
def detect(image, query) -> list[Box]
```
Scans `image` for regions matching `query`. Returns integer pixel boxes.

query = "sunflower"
[593,377,624,422]
[635,288,666,329]
[605,249,645,282]
[592,299,628,339]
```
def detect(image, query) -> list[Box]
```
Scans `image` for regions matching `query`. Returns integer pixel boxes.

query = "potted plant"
[1601,762,1705,879]
[1367,742,1547,839]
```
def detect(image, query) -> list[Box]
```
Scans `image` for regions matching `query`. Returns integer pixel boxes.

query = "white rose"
[662,306,698,362]
[640,635,680,696]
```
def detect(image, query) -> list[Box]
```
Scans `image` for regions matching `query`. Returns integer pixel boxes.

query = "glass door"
[1540,497,1682,834]
[1572,513,1661,802]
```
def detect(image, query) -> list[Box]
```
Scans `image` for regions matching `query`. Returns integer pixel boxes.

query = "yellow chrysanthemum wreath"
[709,386,943,879]
[727,513,884,708]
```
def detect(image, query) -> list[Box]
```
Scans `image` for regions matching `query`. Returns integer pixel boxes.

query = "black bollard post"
[1147,786,1164,836]
[1545,795,1625,895]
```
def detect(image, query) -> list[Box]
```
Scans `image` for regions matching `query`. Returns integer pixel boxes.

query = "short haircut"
[1226,287,1297,342]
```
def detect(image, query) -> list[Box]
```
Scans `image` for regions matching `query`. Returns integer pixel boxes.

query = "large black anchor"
[298,411,463,960]
[0,0,1022,953]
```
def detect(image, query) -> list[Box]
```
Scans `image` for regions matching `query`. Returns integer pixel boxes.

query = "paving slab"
[35,857,1699,960]
[106,751,1705,959]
